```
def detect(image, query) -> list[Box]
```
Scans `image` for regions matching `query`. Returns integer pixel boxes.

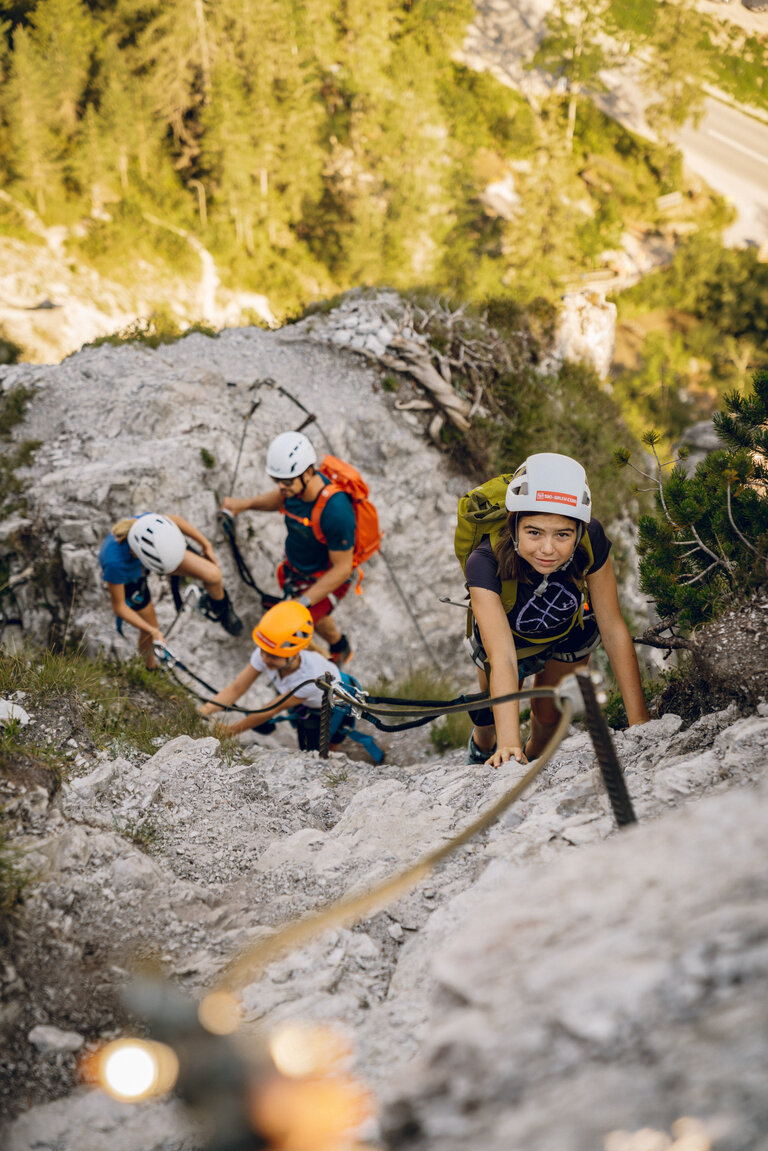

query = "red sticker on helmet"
[536,489,578,506]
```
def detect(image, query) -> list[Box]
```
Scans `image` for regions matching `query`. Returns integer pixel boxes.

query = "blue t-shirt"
[283,478,356,574]
[465,518,611,644]
[98,533,143,585]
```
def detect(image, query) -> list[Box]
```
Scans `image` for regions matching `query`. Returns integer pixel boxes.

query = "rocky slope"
[4,702,768,1151]
[1,305,767,1151]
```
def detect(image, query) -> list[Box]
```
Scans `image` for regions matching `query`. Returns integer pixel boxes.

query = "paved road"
[677,97,768,247]
[460,0,768,249]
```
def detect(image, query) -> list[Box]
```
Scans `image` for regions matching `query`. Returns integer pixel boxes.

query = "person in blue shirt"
[221,432,356,665]
[98,512,242,668]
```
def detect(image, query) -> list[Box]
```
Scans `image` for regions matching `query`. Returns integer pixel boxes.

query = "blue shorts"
[124,575,151,611]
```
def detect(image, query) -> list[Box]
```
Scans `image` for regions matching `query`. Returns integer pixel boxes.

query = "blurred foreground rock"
[3,702,767,1149]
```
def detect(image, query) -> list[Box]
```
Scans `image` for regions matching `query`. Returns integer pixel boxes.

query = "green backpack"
[454,473,594,650]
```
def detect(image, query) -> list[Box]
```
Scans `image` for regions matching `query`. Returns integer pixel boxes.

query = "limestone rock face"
[384,779,768,1151]
[3,699,768,1151]
[0,321,473,685]
[554,292,617,380]
[2,302,762,1151]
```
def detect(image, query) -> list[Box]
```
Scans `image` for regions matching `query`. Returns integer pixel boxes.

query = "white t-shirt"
[249,647,341,710]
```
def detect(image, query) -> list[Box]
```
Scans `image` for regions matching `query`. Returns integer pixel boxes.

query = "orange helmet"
[252,601,313,657]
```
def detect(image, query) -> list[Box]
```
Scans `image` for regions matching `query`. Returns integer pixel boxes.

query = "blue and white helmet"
[127,514,186,574]
[266,432,317,480]
[505,453,592,523]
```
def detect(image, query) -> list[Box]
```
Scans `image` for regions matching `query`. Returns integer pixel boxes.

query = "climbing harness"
[152,642,383,761]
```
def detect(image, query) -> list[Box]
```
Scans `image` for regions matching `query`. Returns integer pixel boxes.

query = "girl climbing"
[464,453,649,767]
[98,513,243,668]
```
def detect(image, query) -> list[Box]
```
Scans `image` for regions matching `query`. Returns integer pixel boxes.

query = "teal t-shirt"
[283,478,355,573]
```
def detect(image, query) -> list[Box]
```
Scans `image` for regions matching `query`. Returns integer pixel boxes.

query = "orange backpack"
[283,455,383,591]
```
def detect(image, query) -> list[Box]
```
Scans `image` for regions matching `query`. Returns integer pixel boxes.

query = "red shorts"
[277,562,352,623]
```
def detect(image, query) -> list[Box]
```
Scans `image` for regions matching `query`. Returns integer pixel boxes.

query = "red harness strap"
[280,485,364,592]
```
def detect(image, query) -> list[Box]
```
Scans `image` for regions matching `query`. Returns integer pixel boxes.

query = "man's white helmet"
[505,453,592,523]
[266,432,317,480]
[127,514,186,574]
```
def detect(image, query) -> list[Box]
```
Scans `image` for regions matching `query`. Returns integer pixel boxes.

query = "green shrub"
[620,369,768,631]
[0,646,209,760]
[430,710,472,753]
[85,313,217,350]
[0,386,41,516]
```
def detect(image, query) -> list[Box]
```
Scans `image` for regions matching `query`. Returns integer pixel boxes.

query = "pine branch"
[726,483,758,555]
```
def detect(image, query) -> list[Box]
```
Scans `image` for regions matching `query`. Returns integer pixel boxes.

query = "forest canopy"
[0,0,725,318]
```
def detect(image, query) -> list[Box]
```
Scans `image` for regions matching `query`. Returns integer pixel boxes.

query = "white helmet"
[127,514,186,574]
[266,432,317,479]
[505,453,592,523]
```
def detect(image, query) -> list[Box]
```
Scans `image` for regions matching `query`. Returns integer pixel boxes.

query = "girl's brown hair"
[110,517,137,543]
[494,513,591,584]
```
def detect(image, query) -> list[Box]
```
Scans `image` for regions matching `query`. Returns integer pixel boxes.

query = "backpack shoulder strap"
[309,482,342,545]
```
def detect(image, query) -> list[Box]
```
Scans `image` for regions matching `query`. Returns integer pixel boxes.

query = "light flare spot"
[98,1039,179,1101]
[198,990,242,1035]
[269,1021,353,1078]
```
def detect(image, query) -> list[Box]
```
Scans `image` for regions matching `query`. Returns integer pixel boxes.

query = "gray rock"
[28,1025,84,1054]
[0,700,31,726]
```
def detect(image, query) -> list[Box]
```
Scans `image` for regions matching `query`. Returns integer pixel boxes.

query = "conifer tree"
[621,370,768,630]
[199,0,326,252]
[641,0,706,148]
[3,25,61,214]
[132,0,214,170]
[25,0,95,137]
[533,0,615,152]
[713,368,768,485]
[94,33,165,189]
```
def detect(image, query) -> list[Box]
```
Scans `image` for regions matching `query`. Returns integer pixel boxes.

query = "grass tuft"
[368,665,473,753]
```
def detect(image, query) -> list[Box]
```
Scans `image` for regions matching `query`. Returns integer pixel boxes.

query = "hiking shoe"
[466,734,496,765]
[199,590,244,636]
[217,591,244,636]
[329,635,353,665]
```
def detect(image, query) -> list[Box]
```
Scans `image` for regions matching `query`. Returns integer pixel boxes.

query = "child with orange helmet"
[199,600,382,761]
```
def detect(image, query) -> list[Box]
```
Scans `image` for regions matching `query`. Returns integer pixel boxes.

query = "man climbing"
[220,432,355,664]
